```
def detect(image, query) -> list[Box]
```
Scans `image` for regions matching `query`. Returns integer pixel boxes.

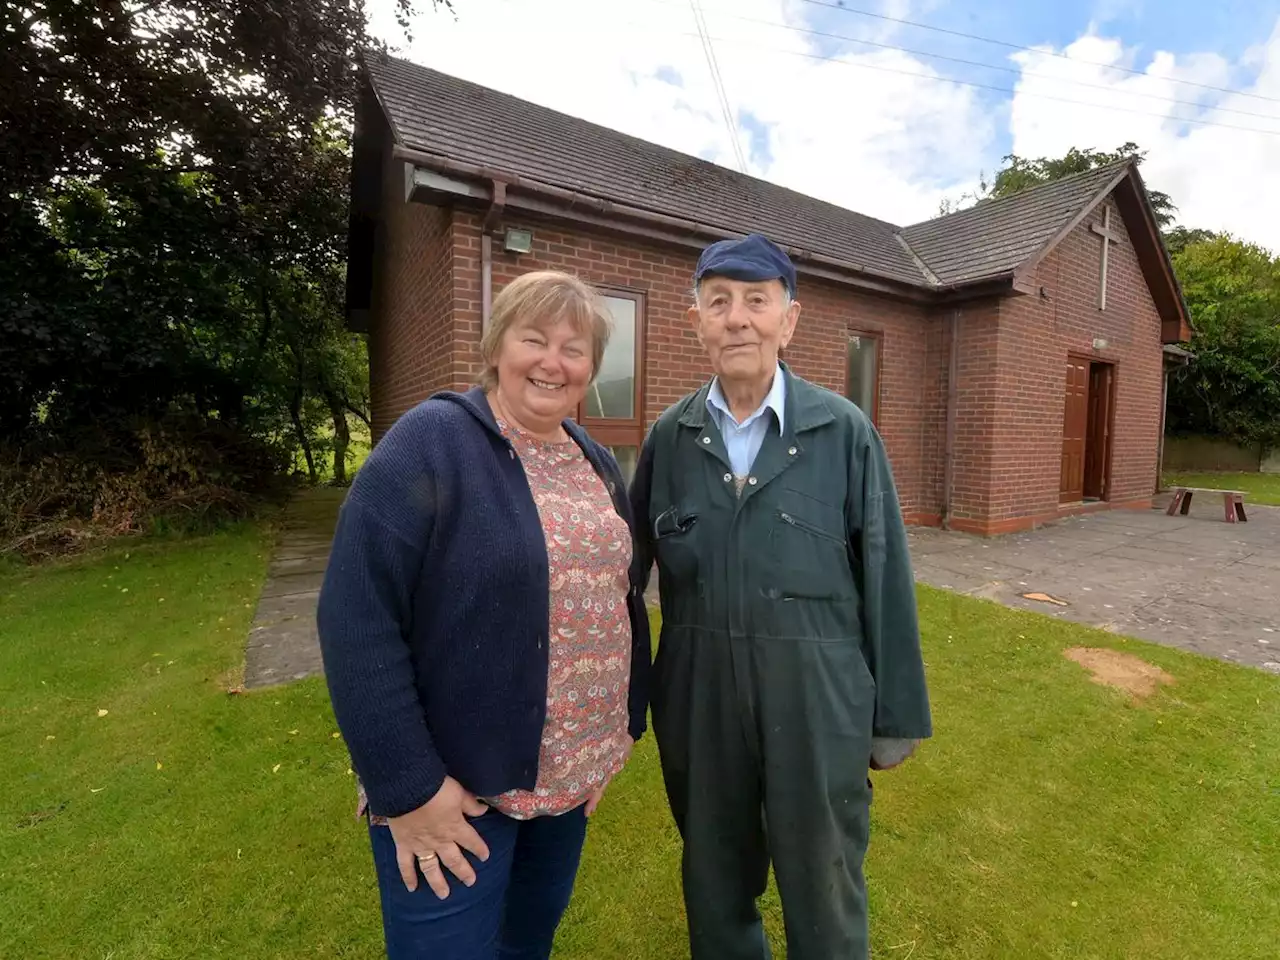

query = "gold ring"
[417,853,438,864]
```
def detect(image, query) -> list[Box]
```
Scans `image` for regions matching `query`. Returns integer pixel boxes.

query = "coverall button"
[724,473,732,482]
[701,436,711,445]
[748,476,758,485]
[788,446,797,456]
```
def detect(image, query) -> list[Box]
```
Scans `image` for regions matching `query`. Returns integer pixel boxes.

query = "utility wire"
[690,0,749,172]
[797,0,1280,106]
[622,18,1280,137]
[630,0,1280,123]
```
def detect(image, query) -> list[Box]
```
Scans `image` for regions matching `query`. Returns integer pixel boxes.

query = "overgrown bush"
[0,416,294,562]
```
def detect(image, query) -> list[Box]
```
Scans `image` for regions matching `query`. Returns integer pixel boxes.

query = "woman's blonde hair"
[478,270,613,391]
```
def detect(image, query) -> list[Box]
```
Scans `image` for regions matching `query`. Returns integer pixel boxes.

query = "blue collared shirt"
[706,363,787,477]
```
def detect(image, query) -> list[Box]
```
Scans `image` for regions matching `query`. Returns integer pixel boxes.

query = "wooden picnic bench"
[1165,486,1249,523]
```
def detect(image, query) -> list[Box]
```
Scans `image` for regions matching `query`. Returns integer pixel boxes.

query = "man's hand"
[870,737,919,771]
[584,735,634,817]
[387,776,491,899]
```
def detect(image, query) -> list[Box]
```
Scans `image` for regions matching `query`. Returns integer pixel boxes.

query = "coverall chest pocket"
[766,490,853,601]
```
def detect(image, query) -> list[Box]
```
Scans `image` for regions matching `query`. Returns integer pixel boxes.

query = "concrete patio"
[910,496,1280,671]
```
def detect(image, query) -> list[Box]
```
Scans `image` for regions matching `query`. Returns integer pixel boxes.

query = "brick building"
[345,54,1192,536]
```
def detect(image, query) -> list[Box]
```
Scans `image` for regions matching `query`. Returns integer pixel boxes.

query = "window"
[578,290,645,484]
[846,332,880,422]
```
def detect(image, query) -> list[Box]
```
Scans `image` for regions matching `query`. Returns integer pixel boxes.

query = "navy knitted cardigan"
[316,387,652,819]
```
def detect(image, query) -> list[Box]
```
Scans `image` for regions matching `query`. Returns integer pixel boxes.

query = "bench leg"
[1180,489,1193,515]
[1234,495,1248,523]
[1223,492,1236,523]
[1166,489,1184,516]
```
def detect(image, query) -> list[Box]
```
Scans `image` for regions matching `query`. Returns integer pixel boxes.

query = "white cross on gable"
[1090,206,1121,311]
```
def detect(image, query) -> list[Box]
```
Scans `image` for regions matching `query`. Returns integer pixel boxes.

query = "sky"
[367,0,1280,252]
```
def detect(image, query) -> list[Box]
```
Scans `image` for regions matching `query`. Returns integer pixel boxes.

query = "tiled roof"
[899,163,1130,285]
[365,54,927,286]
[364,54,1128,293]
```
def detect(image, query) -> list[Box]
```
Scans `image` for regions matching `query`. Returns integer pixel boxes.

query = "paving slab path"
[243,488,1280,688]
[909,494,1280,672]
[242,488,345,689]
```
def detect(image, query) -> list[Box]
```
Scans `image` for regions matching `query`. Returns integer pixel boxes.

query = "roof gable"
[899,163,1130,286]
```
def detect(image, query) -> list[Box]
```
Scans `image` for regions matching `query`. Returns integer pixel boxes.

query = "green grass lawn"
[1163,470,1280,506]
[2,532,1278,958]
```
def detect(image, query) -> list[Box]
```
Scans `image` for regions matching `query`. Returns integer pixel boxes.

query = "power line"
[689,0,749,173]
[796,0,1280,106]
[644,0,1280,123]
[627,19,1280,137]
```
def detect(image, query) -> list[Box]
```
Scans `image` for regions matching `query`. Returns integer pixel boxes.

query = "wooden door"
[1084,363,1114,500]
[1059,357,1089,502]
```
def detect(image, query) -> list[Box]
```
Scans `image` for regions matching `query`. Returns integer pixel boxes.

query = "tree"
[940,142,1177,227]
[1166,235,1280,449]
[0,1,451,553]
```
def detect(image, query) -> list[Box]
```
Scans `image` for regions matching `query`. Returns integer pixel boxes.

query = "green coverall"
[630,363,933,960]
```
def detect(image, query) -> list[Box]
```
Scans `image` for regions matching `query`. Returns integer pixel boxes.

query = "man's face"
[691,276,800,384]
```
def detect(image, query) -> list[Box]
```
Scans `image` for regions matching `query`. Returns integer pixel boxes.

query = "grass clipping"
[1064,646,1175,699]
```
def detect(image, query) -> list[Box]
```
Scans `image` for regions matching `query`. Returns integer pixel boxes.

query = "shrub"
[0,415,294,562]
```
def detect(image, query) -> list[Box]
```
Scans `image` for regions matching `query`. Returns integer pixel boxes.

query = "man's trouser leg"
[758,638,877,960]
[653,628,772,960]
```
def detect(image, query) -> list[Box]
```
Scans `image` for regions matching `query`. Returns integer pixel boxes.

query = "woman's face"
[493,314,595,430]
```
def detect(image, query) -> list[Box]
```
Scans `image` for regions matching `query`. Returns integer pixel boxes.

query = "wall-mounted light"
[503,227,533,254]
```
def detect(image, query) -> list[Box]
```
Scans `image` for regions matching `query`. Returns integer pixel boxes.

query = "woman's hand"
[584,736,634,817]
[388,776,491,899]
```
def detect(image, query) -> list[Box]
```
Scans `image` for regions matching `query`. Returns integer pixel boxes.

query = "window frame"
[846,328,883,425]
[576,286,647,458]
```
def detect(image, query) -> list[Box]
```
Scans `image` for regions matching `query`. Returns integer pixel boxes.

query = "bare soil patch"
[1063,646,1175,698]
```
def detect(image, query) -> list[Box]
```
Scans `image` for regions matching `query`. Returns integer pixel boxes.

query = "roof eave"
[393,145,940,303]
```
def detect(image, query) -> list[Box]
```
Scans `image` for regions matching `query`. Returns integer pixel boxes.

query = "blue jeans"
[368,804,588,960]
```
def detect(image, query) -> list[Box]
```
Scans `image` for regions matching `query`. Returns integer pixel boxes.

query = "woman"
[316,270,651,959]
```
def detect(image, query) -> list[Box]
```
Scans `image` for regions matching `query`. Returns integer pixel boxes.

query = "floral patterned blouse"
[358,419,634,824]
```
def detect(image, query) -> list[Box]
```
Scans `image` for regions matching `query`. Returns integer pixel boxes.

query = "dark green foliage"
[1166,236,1280,449]
[0,1,445,556]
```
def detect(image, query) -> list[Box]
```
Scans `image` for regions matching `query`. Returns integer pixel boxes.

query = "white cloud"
[368,0,1280,249]
[1007,22,1280,251]
[367,0,994,224]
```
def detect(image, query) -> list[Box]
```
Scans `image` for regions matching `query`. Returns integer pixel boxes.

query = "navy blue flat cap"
[694,234,797,297]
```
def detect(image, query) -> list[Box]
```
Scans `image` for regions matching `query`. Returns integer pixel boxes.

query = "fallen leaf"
[156,761,163,770]
[90,787,104,794]
[288,729,299,736]
[121,587,129,593]
[272,763,282,773]
[159,598,165,603]
[97,709,109,718]
[331,732,341,739]
[46,735,56,741]
[1022,592,1068,606]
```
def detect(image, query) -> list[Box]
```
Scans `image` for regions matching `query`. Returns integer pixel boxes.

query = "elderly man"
[630,234,932,960]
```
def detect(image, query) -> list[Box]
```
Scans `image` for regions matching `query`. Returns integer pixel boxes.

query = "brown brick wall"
[945,299,1004,527]
[367,191,1166,537]
[448,215,940,521]
[367,147,457,441]
[784,277,937,522]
